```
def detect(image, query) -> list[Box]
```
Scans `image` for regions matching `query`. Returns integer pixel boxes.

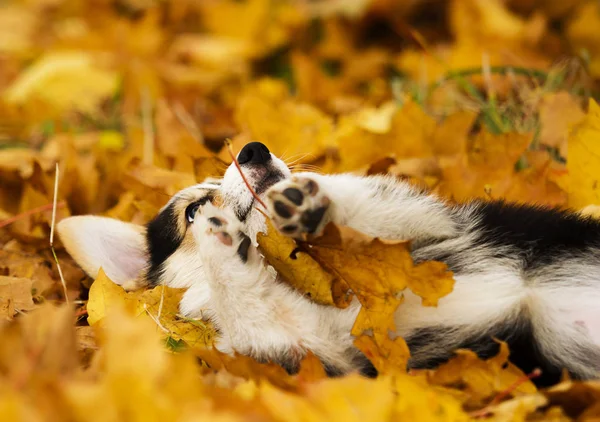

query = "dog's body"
[58,142,600,386]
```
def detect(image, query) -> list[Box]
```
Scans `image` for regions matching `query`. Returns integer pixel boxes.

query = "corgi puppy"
[58,142,600,386]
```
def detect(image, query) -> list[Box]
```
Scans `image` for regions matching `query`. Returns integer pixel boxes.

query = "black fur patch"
[237,233,251,263]
[472,201,600,271]
[146,202,183,285]
[208,217,223,227]
[255,171,285,195]
[283,187,304,206]
[279,359,300,375]
[274,201,292,218]
[404,319,564,388]
[354,354,378,378]
[301,206,327,234]
[282,224,298,234]
[146,194,214,284]
[235,169,285,222]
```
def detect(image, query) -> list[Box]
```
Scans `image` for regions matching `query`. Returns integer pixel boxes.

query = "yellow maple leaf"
[260,374,396,422]
[427,342,537,409]
[567,1,600,79]
[87,269,215,348]
[4,51,119,115]
[122,163,198,207]
[304,224,454,373]
[65,307,225,422]
[566,99,600,209]
[256,219,341,307]
[392,374,469,421]
[336,100,476,172]
[234,79,334,161]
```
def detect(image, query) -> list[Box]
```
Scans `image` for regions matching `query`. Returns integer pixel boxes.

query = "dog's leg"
[266,173,459,242]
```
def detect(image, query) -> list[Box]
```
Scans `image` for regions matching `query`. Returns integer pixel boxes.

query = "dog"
[58,141,600,386]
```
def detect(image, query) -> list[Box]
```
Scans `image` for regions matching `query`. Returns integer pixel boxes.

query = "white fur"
[59,147,600,379]
[160,249,205,289]
[57,216,147,286]
[193,204,362,372]
[211,166,600,377]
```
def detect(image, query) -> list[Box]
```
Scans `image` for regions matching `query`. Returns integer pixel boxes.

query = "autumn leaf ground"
[1,0,600,420]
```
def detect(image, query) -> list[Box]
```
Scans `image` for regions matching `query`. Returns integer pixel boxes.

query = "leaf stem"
[224,139,269,212]
[0,201,66,229]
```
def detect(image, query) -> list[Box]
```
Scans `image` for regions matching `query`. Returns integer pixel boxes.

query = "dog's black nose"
[237,142,271,165]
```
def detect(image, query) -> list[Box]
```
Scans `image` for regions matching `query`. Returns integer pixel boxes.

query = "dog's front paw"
[265,177,331,238]
[194,205,253,263]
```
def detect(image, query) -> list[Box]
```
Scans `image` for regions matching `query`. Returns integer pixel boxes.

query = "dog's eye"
[185,203,200,223]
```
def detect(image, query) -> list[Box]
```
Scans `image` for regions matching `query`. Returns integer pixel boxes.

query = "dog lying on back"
[58,141,600,386]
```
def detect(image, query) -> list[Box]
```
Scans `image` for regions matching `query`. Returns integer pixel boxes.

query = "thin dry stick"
[172,101,205,144]
[143,303,169,333]
[49,163,69,304]
[0,201,66,229]
[157,284,165,320]
[469,368,542,419]
[223,139,269,211]
[141,87,155,166]
[49,163,59,245]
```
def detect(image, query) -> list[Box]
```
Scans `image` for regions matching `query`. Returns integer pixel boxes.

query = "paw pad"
[266,177,330,238]
[199,207,253,262]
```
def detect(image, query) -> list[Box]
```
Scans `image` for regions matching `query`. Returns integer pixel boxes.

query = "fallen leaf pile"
[1,0,600,420]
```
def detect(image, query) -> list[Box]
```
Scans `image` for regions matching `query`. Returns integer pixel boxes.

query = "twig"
[224,139,269,211]
[49,163,69,304]
[469,368,542,419]
[0,201,66,229]
[158,284,165,320]
[49,163,59,245]
[172,101,205,144]
[141,87,154,166]
[144,303,169,333]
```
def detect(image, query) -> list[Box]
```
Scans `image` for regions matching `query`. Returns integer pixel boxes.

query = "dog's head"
[57,142,291,289]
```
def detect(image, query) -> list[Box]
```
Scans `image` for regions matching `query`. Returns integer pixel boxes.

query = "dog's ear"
[57,216,147,288]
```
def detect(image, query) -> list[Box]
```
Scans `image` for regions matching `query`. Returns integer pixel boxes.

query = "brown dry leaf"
[296,352,328,383]
[336,100,434,171]
[75,326,97,352]
[1,1,598,419]
[154,99,214,170]
[437,131,540,203]
[427,342,538,408]
[122,162,198,207]
[0,276,35,318]
[256,219,340,307]
[0,303,79,382]
[199,0,304,56]
[539,91,585,157]
[0,249,58,297]
[336,101,475,172]
[194,346,297,391]
[544,380,600,420]
[235,79,334,161]
[306,224,455,374]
